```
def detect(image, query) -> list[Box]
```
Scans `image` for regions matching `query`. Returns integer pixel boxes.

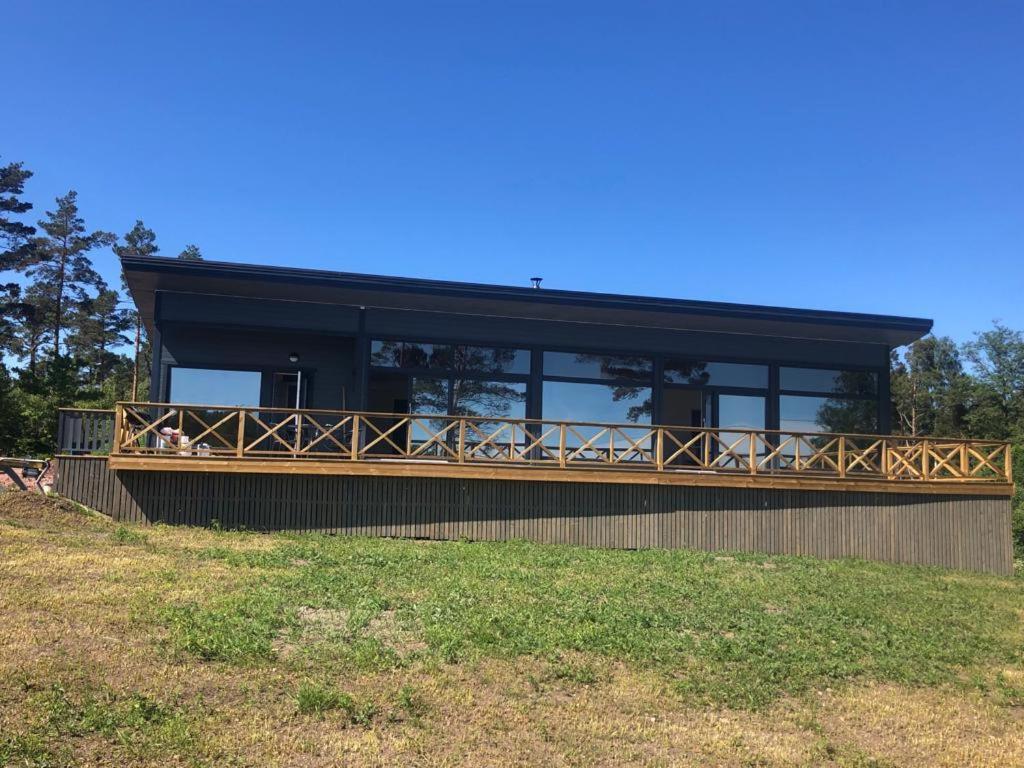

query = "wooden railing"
[57,408,116,455]
[109,402,1013,485]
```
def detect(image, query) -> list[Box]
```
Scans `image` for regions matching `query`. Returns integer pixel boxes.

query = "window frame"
[777,364,882,435]
[165,363,314,410]
[362,334,889,435]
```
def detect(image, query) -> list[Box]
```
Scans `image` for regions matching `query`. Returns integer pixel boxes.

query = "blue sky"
[4,1,1021,344]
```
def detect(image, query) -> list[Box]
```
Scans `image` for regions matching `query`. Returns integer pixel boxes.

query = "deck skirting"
[54,456,1014,574]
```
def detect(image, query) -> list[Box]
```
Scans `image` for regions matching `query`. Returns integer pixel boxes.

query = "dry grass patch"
[816,683,1024,767]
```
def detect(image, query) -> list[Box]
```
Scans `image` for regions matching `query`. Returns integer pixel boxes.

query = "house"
[54,256,1014,573]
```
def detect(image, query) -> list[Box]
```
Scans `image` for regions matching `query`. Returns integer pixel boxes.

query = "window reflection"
[169,367,261,408]
[451,379,527,419]
[543,352,652,381]
[664,360,768,389]
[716,395,766,469]
[455,346,530,375]
[779,367,877,396]
[371,341,453,369]
[409,377,449,415]
[542,381,652,424]
[780,395,877,435]
[371,340,528,374]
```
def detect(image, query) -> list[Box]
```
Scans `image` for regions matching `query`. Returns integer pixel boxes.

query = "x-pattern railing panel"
[110,403,1013,485]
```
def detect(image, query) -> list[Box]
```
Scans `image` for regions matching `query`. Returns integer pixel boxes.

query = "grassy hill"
[2,490,1023,767]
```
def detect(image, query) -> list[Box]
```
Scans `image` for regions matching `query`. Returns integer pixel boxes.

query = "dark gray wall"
[157,292,889,367]
[56,457,1013,575]
[153,292,890,420]
[159,323,355,410]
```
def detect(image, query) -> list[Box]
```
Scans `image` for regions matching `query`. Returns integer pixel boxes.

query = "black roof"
[121,255,933,346]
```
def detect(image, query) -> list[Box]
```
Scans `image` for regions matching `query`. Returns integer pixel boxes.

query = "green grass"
[148,534,1024,709]
[4,496,1024,766]
[3,683,198,767]
[295,681,377,724]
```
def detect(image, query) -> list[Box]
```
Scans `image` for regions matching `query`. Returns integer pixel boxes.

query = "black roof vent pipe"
[530,276,543,289]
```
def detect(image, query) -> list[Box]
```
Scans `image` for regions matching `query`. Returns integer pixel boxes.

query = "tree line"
[1,158,202,455]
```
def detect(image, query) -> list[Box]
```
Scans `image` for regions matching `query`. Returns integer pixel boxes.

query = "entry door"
[366,372,411,455]
[661,389,710,465]
[271,372,307,409]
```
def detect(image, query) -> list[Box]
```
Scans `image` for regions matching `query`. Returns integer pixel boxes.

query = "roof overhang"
[121,256,932,347]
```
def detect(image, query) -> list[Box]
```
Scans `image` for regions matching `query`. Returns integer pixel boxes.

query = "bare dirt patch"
[363,609,427,657]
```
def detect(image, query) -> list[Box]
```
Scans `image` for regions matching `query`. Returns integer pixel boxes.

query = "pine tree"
[66,287,133,387]
[113,220,159,399]
[0,160,36,271]
[0,160,36,356]
[26,191,115,360]
[177,244,203,260]
[9,282,52,378]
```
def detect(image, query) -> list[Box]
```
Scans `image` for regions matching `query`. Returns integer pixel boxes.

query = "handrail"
[109,402,1014,485]
[57,408,116,456]
[111,401,999,445]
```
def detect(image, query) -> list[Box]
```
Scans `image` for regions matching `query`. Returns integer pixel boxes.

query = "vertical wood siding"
[54,456,1014,574]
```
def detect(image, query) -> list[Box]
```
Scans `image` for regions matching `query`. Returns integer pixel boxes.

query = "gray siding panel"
[54,456,1013,574]
[159,324,355,410]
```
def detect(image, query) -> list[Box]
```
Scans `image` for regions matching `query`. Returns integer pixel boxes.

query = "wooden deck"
[103,402,1013,496]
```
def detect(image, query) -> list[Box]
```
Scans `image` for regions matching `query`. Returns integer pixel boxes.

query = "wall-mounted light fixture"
[288,352,300,363]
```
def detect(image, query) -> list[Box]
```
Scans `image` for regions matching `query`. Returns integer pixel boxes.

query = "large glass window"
[543,352,652,381]
[451,379,527,419]
[664,360,768,389]
[369,339,530,423]
[371,341,452,369]
[169,367,261,407]
[407,377,527,420]
[779,367,877,396]
[542,380,652,425]
[542,380,653,455]
[541,350,653,430]
[371,340,529,374]
[780,395,878,435]
[718,395,766,430]
[779,366,879,434]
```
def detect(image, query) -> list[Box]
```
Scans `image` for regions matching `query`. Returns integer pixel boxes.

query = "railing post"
[960,442,969,478]
[235,409,245,458]
[1006,443,1014,484]
[350,414,360,460]
[881,438,890,479]
[458,419,466,463]
[112,404,123,456]
[838,435,846,478]
[294,413,303,454]
[749,432,757,474]
[559,423,567,469]
[702,429,711,469]
[921,438,930,480]
[656,428,664,471]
